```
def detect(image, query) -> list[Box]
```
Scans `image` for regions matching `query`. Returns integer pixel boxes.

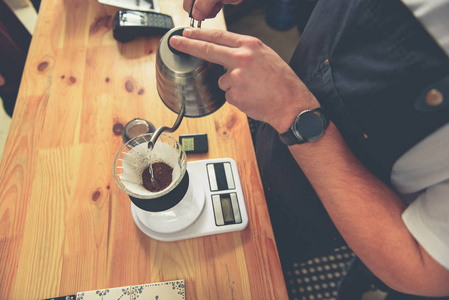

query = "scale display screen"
[221,196,233,223]
[212,193,242,226]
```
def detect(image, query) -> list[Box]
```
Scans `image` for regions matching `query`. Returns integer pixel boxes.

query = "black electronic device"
[112,10,174,43]
[179,133,208,154]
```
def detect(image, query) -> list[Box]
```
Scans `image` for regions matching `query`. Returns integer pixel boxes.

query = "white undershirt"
[393,0,449,270]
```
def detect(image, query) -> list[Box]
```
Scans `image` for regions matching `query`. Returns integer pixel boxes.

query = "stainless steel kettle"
[155,26,226,118]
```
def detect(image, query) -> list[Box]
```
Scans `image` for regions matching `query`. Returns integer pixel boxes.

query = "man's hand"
[170,28,320,133]
[183,0,243,21]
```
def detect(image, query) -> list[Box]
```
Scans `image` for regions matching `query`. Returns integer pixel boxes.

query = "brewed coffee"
[142,162,173,192]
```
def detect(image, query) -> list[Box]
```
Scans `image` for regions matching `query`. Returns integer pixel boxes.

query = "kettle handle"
[189,0,202,28]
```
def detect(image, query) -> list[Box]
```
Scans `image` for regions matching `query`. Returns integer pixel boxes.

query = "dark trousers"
[339,258,449,300]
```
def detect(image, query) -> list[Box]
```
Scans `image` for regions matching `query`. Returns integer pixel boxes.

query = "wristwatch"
[279,108,328,145]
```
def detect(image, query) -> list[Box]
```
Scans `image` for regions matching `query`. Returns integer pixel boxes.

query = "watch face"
[294,110,326,142]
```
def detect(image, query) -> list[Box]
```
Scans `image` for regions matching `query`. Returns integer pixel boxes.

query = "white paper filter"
[120,141,183,198]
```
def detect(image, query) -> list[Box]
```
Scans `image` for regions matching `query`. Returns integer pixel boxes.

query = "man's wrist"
[272,115,298,134]
[273,106,322,134]
[272,92,321,133]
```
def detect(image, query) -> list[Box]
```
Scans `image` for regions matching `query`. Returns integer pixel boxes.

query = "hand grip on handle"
[189,0,202,28]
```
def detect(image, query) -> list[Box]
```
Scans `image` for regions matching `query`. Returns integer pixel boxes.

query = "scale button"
[207,164,218,191]
[224,163,235,189]
[230,193,241,224]
[212,195,225,226]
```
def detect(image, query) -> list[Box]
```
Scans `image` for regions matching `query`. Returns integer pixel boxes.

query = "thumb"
[193,1,223,20]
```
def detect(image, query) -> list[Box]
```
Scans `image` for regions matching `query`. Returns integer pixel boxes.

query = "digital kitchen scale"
[131,158,249,241]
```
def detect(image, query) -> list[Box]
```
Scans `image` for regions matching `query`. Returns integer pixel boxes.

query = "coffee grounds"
[142,162,173,192]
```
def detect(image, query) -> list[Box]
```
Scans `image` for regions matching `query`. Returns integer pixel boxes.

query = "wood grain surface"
[0,0,288,299]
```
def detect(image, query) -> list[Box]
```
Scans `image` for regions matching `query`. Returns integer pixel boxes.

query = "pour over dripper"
[113,133,205,234]
[114,133,187,210]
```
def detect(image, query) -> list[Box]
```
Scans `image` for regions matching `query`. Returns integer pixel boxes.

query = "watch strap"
[279,125,304,145]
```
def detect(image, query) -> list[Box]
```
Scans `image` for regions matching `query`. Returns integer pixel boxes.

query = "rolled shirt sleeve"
[392,122,449,270]
[402,181,449,270]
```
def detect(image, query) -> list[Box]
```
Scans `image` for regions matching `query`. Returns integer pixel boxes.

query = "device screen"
[221,196,234,224]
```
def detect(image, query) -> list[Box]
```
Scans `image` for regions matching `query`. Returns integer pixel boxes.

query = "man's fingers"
[192,1,223,20]
[206,3,224,19]
[218,73,231,91]
[183,28,242,48]
[183,0,194,14]
[169,35,233,68]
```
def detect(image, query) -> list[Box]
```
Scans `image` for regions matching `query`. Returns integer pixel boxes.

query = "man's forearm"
[288,122,449,296]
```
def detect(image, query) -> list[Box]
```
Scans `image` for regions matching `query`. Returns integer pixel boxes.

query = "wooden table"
[0,0,288,299]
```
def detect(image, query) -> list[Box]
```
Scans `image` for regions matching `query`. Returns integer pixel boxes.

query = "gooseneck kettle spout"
[148,101,186,150]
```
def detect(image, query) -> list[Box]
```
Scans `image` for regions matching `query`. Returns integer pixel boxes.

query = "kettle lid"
[157,26,206,75]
